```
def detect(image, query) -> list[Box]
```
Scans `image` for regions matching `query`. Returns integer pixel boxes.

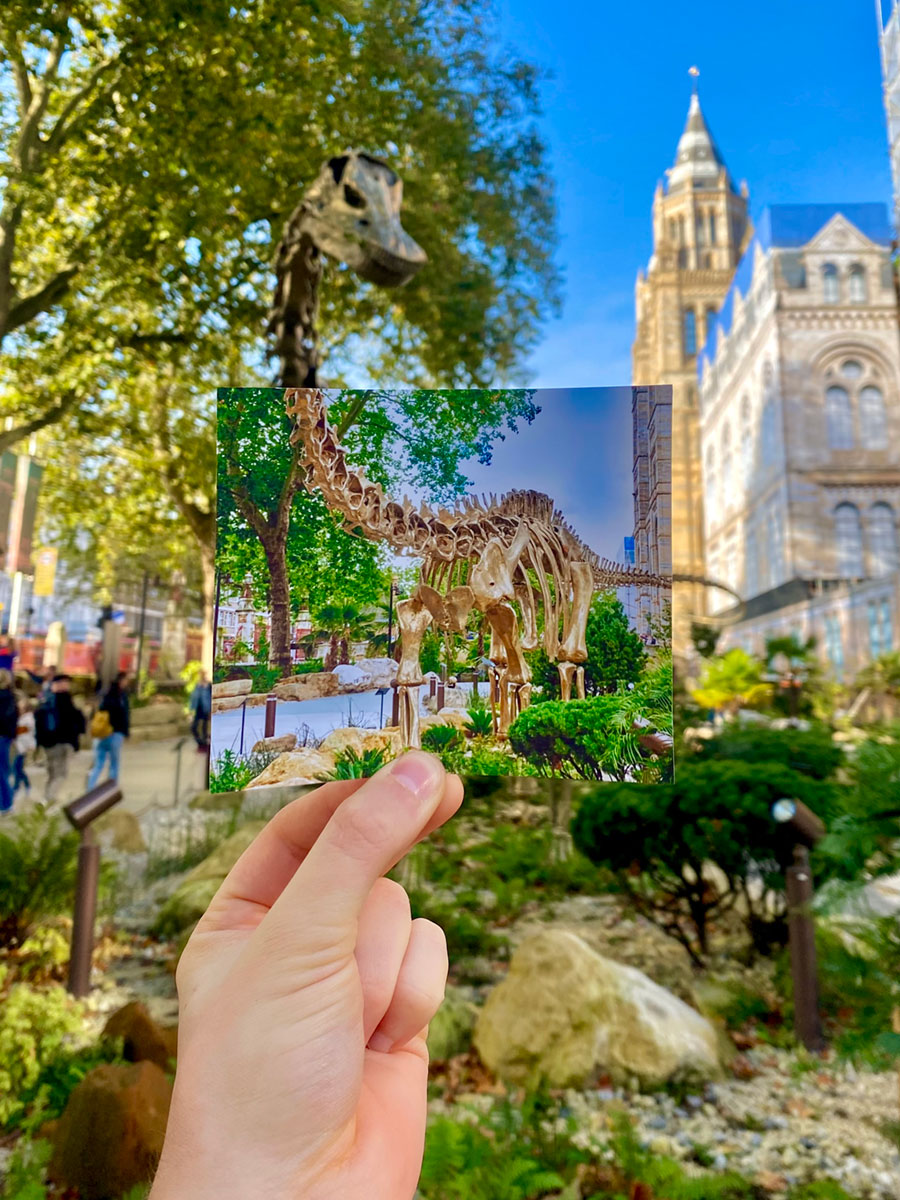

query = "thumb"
[262,751,446,955]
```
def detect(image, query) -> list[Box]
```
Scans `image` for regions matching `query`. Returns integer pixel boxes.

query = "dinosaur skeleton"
[286,387,670,748]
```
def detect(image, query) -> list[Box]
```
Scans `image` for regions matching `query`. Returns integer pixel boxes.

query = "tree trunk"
[200,539,216,674]
[265,530,293,673]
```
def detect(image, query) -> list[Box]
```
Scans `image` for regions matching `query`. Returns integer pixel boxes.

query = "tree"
[312,603,380,670]
[691,647,772,716]
[218,386,541,669]
[527,592,646,699]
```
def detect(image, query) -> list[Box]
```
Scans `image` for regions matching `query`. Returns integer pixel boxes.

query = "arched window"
[709,212,716,244]
[668,218,677,243]
[822,262,839,304]
[859,385,888,449]
[721,423,733,509]
[848,264,867,303]
[740,395,753,489]
[868,503,898,575]
[678,247,688,268]
[704,446,717,520]
[835,503,864,577]
[826,385,854,449]
[683,307,697,356]
[695,214,705,247]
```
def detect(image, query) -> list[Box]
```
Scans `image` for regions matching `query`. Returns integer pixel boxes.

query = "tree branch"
[0,391,82,453]
[3,265,78,335]
[44,52,124,157]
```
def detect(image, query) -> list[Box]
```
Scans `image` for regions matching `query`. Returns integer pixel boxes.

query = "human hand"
[149,751,463,1200]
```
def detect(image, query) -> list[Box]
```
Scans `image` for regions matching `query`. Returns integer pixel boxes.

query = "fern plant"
[422,724,464,754]
[465,706,494,738]
[321,747,387,779]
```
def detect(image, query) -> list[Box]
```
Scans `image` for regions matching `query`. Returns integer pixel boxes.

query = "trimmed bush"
[509,695,653,781]
[693,723,844,781]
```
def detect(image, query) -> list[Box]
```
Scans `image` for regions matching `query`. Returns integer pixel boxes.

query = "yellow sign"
[32,547,57,597]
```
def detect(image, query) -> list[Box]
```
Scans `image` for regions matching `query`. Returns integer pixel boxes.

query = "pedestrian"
[10,695,34,801]
[86,671,131,790]
[0,635,17,673]
[0,671,18,814]
[35,674,86,805]
[188,670,212,752]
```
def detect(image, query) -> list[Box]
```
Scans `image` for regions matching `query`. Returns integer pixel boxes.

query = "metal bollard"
[265,693,277,738]
[786,846,825,1051]
[63,781,123,997]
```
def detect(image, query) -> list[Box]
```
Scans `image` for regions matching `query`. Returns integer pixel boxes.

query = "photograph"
[213,384,673,785]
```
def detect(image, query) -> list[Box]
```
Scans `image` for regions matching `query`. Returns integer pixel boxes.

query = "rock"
[333,664,372,691]
[103,1002,177,1072]
[189,790,245,811]
[422,710,470,731]
[474,930,724,1090]
[94,809,147,853]
[246,749,336,787]
[361,729,401,757]
[354,657,397,688]
[131,701,186,727]
[153,821,268,934]
[273,672,339,701]
[47,1061,172,1200]
[427,988,478,1061]
[212,678,253,699]
[251,733,298,755]
[212,695,248,713]
[319,727,369,757]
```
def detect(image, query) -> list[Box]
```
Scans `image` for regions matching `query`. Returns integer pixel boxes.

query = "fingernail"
[368,1031,393,1053]
[388,751,442,802]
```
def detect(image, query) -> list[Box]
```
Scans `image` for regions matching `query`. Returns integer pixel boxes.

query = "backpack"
[91,709,113,739]
[34,697,58,748]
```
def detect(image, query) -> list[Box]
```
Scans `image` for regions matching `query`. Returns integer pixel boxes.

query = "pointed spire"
[666,87,735,194]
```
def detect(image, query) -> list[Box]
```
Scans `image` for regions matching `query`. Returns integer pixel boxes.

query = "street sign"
[33,547,58,597]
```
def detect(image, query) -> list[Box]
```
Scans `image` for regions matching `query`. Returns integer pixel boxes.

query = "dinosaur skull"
[302,151,427,286]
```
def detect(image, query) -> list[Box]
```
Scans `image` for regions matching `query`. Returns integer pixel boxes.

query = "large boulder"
[47,1061,172,1200]
[153,821,268,934]
[421,710,470,732]
[362,729,401,757]
[212,695,248,714]
[94,809,147,853]
[212,678,253,699]
[474,930,724,1090]
[273,672,339,701]
[246,749,336,788]
[319,727,367,757]
[103,1002,177,1072]
[332,663,371,692]
[354,657,398,688]
[251,733,298,755]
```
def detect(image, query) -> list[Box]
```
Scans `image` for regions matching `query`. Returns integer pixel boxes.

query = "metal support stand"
[265,693,277,738]
[786,845,825,1052]
[63,781,123,998]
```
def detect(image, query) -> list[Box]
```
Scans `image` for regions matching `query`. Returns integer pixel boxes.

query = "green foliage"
[692,648,772,714]
[572,761,835,963]
[0,810,114,949]
[509,694,662,781]
[440,741,536,777]
[247,663,283,694]
[144,806,244,881]
[693,724,844,782]
[208,749,277,795]
[293,658,325,676]
[14,926,71,985]
[527,591,646,700]
[0,1135,53,1200]
[11,1037,127,1135]
[322,747,388,780]
[465,706,494,737]
[815,733,900,881]
[0,984,84,1127]
[420,630,443,678]
[422,724,465,754]
[179,660,206,695]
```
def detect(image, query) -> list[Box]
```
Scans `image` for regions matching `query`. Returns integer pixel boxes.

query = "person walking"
[188,671,212,752]
[10,695,35,801]
[0,671,18,814]
[86,671,131,790]
[36,675,86,805]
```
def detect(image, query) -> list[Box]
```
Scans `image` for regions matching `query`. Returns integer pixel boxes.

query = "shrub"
[525,592,646,701]
[208,749,277,793]
[0,811,114,950]
[465,706,494,738]
[571,761,835,964]
[0,983,84,1127]
[14,926,71,985]
[693,723,844,781]
[248,663,282,694]
[321,746,387,779]
[815,733,900,882]
[0,1135,53,1198]
[12,1036,127,1133]
[422,724,465,754]
[292,658,325,676]
[508,695,655,780]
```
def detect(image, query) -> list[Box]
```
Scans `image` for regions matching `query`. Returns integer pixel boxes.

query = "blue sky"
[492,0,894,387]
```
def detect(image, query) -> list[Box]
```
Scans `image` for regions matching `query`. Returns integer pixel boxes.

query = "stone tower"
[632,89,751,647]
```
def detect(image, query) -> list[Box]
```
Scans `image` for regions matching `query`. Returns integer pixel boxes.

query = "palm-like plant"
[311,602,381,670]
[691,647,772,716]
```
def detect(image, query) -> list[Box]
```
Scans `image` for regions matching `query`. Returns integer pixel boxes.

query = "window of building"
[695,214,705,247]
[842,360,863,380]
[881,598,894,653]
[709,212,716,244]
[668,218,677,243]
[705,306,717,343]
[835,503,864,577]
[822,262,839,303]
[745,526,759,597]
[766,506,784,589]
[848,263,867,303]
[869,601,890,659]
[705,446,717,520]
[859,385,888,449]
[678,215,685,244]
[825,385,854,449]
[721,423,733,510]
[683,307,697,357]
[823,613,844,679]
[740,395,753,490]
[869,502,898,575]
[882,259,894,289]
[780,251,807,288]
[678,247,688,268]
[761,399,777,469]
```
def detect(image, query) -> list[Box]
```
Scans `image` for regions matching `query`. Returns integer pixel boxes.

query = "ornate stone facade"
[632,386,673,637]
[632,93,750,643]
[698,203,900,676]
